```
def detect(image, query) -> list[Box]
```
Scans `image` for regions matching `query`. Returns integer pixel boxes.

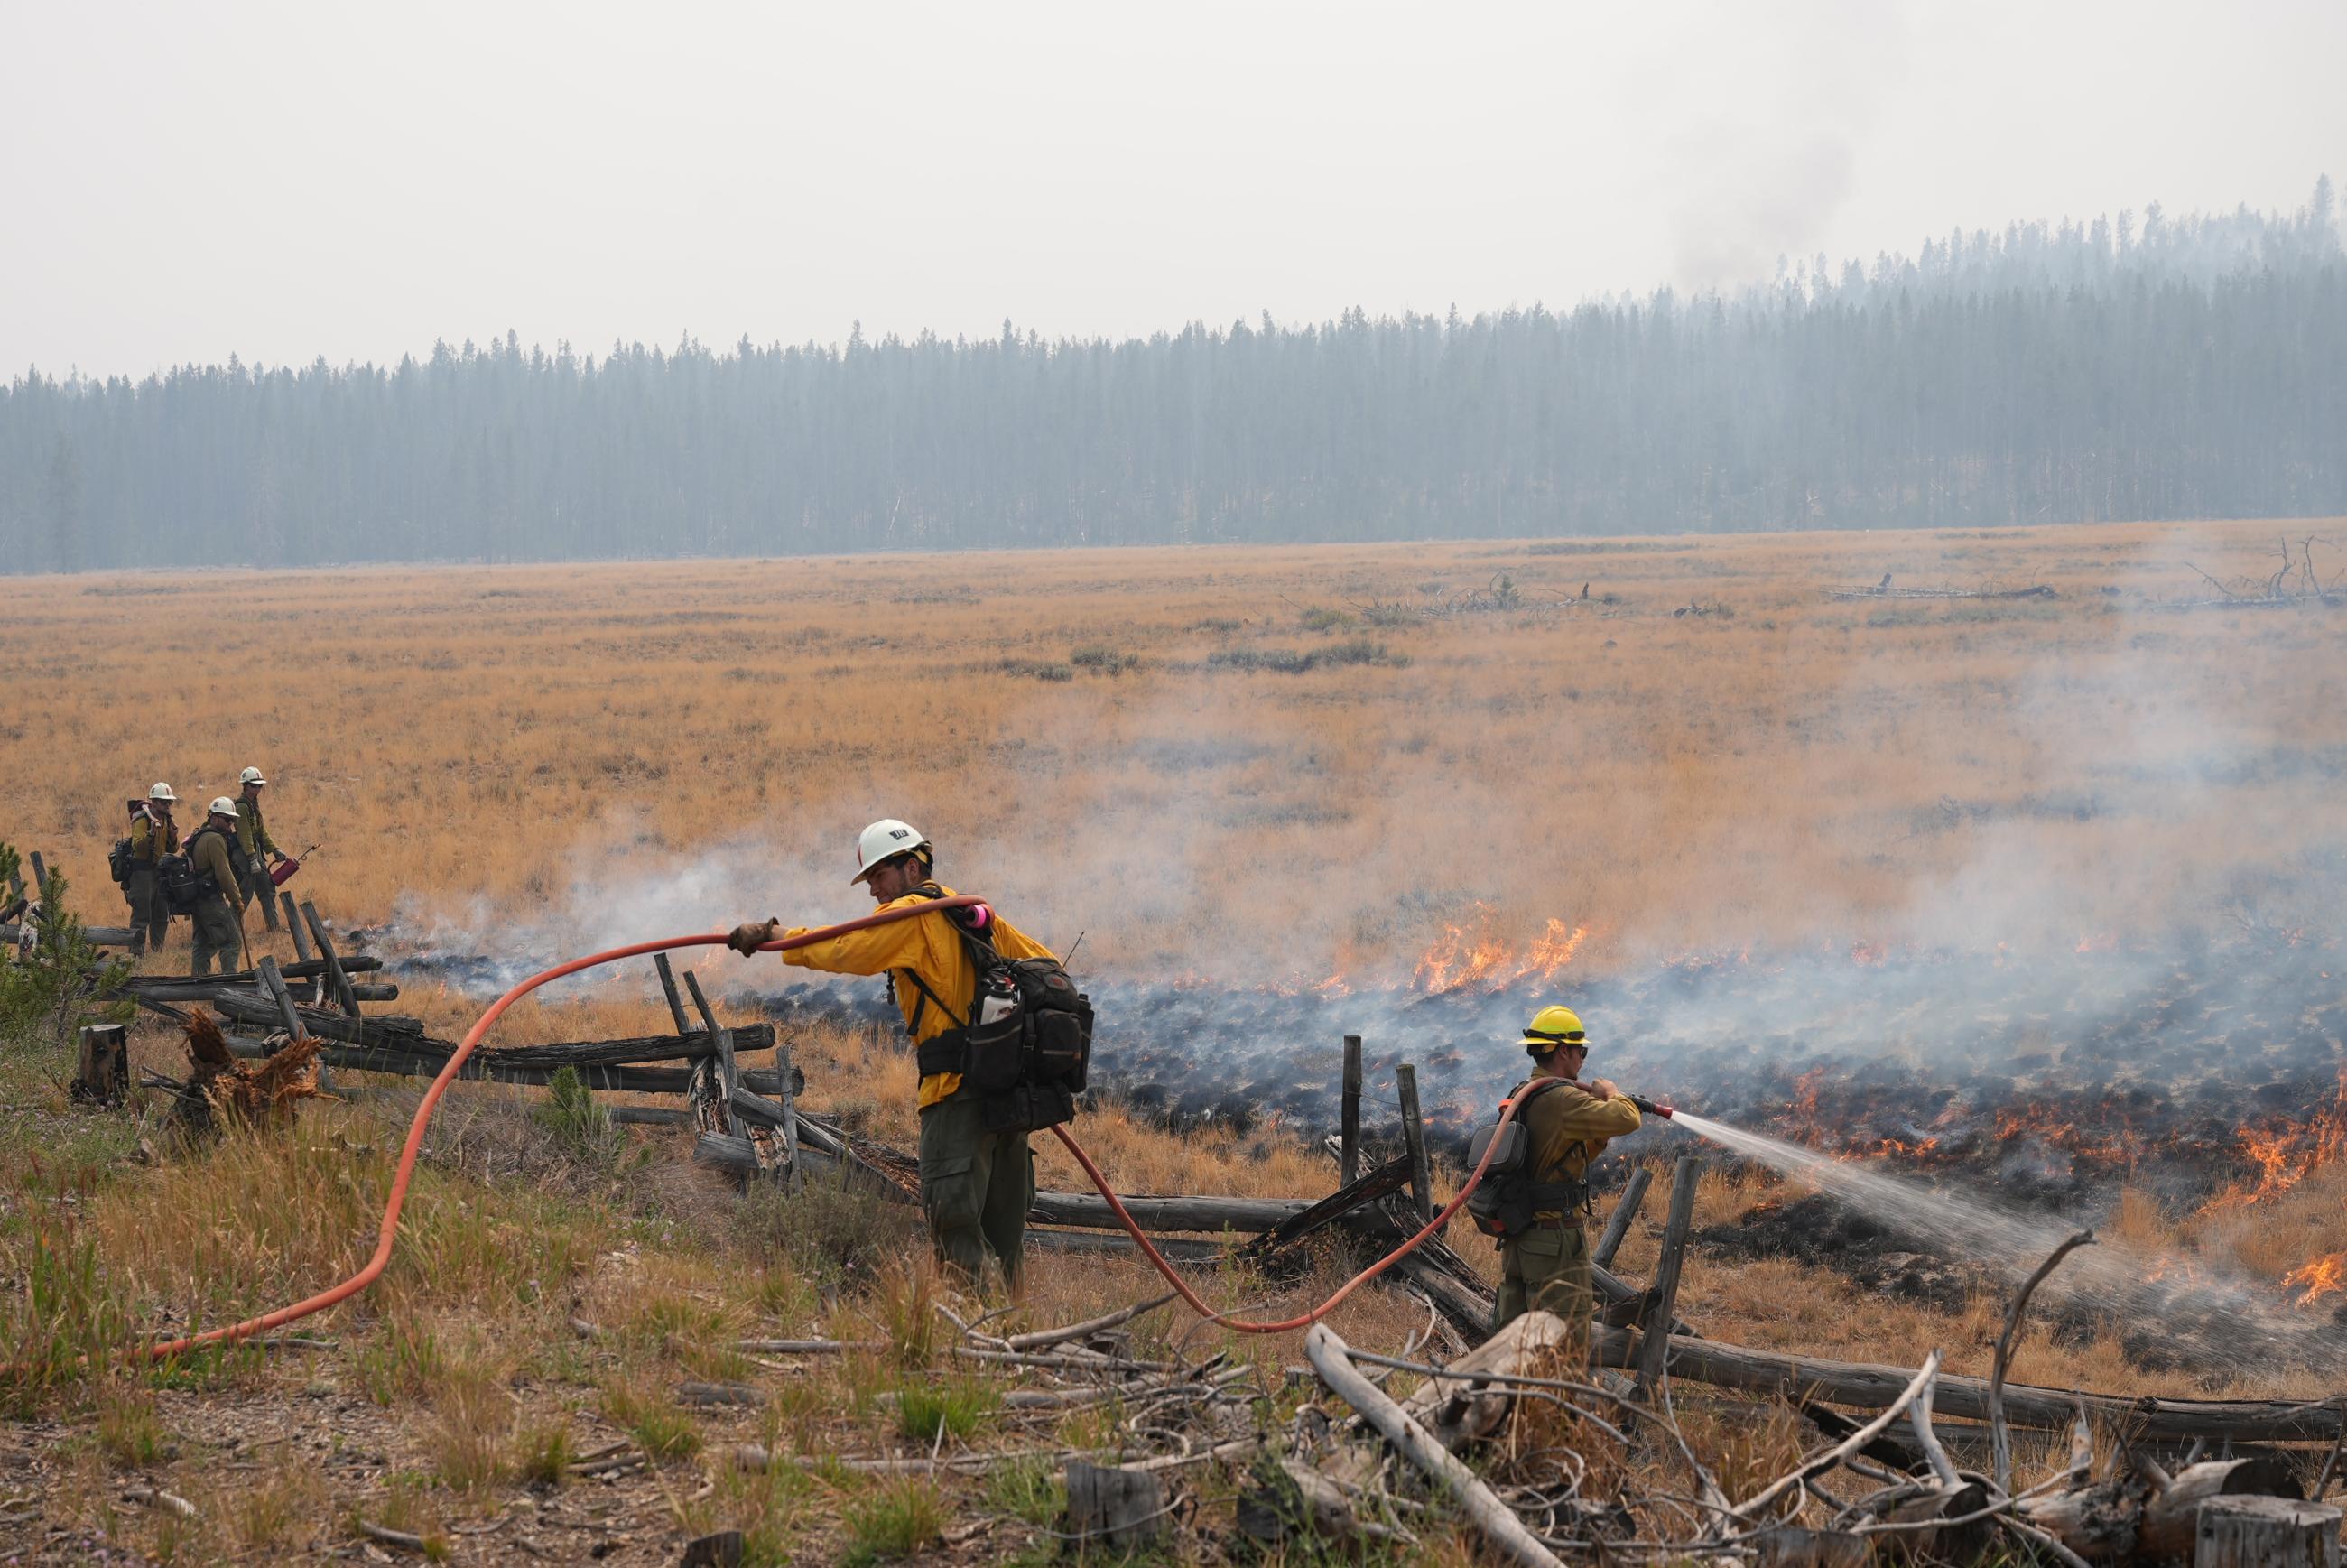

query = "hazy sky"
[5,0,2342,378]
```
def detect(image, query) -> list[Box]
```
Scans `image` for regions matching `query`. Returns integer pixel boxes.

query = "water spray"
[1654,1106,2347,1375]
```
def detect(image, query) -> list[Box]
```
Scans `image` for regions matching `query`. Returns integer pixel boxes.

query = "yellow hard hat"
[1520,1005,1587,1053]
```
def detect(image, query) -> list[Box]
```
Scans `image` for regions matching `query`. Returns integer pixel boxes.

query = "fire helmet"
[851,819,931,884]
[239,766,267,785]
[148,782,178,803]
[208,796,240,819]
[1520,1005,1588,1054]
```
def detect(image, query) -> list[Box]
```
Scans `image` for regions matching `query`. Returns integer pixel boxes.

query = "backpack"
[901,895,1093,1132]
[107,837,135,887]
[1463,1078,1592,1239]
[158,826,229,914]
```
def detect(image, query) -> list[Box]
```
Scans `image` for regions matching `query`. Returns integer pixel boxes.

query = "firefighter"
[1492,1006,1642,1342]
[728,820,1057,1292]
[125,784,181,955]
[185,798,247,978]
[231,766,290,912]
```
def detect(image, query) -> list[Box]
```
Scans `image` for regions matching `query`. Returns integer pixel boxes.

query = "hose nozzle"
[1628,1093,1676,1120]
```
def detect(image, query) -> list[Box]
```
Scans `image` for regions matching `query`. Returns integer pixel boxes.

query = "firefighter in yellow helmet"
[1490,1005,1641,1343]
[726,821,1060,1293]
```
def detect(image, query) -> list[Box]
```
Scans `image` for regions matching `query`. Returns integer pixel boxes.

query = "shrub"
[1207,646,1316,674]
[1298,606,1355,632]
[599,1378,701,1461]
[895,1378,997,1443]
[1322,637,1405,667]
[998,657,1073,682]
[0,855,131,1059]
[842,1477,945,1565]
[1207,641,1407,673]
[533,1065,624,1166]
[1070,644,1143,675]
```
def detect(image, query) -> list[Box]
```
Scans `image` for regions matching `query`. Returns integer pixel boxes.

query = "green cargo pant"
[189,895,242,978]
[917,1095,1034,1292]
[1494,1221,1593,1346]
[126,866,169,954]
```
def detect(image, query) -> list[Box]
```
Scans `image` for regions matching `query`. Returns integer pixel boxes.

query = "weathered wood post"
[1340,1034,1363,1188]
[282,892,312,961]
[1593,1164,1654,1269]
[298,901,358,1016]
[1634,1155,1703,1403]
[72,1024,130,1105]
[257,956,305,1043]
[653,953,693,1035]
[774,1035,799,1190]
[28,851,49,900]
[682,970,739,1101]
[1396,1062,1433,1226]
[1063,1461,1167,1551]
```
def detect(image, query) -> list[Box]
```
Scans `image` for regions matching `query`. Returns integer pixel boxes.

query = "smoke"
[377,531,2342,1162]
[1659,0,1911,292]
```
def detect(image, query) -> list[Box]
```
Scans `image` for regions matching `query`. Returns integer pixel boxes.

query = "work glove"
[727,919,780,957]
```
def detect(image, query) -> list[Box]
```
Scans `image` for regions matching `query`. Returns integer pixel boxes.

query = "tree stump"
[2194,1497,2342,1568]
[1064,1460,1166,1550]
[72,1024,130,1106]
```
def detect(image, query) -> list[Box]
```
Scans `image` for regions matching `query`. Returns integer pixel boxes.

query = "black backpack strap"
[898,966,968,1034]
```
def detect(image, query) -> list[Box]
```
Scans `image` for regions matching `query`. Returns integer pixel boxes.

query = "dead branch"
[1005,1290,1181,1352]
[1733,1350,1943,1525]
[1990,1229,2094,1494]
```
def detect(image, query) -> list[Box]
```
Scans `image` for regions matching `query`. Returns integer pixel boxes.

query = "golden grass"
[5,520,2340,982]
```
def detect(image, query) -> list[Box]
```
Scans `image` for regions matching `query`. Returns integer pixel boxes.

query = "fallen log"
[1028,1192,1311,1233]
[209,994,772,1063]
[120,954,384,986]
[1593,1327,2347,1443]
[208,993,424,1047]
[125,979,397,1003]
[218,1034,798,1095]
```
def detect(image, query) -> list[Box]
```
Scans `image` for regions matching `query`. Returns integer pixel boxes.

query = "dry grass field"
[6,518,2342,976]
[2,519,2343,1563]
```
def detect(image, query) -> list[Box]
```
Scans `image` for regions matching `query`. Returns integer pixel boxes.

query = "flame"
[1409,906,1591,993]
[2197,1072,2347,1215]
[2074,932,2116,953]
[2286,1254,2346,1307]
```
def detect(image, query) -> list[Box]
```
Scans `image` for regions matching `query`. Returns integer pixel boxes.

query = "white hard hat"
[149,782,177,803]
[851,819,930,884]
[209,796,239,818]
[239,766,267,785]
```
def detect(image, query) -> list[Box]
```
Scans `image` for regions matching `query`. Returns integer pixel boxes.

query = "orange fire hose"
[97,896,1521,1369]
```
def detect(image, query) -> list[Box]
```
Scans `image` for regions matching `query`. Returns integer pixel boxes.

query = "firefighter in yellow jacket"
[729,820,1056,1291]
[1493,1006,1642,1341]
